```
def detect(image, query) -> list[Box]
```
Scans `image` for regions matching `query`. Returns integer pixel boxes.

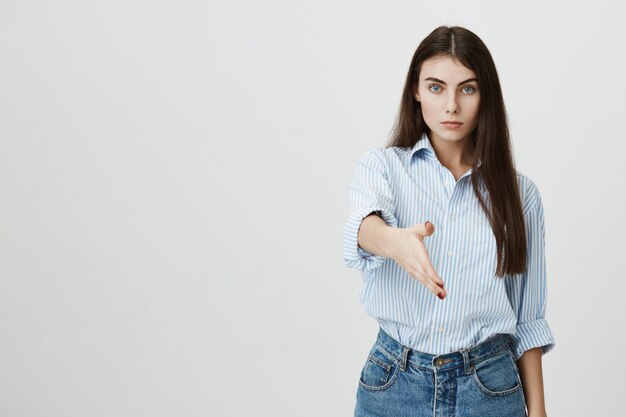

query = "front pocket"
[358,344,399,391]
[471,349,522,397]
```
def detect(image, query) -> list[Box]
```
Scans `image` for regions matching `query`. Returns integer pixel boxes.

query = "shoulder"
[514,169,543,214]
[356,146,412,168]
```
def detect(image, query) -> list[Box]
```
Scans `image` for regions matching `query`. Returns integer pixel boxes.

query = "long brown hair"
[387,25,526,277]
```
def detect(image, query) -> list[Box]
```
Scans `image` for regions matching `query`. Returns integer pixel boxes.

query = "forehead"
[420,56,476,81]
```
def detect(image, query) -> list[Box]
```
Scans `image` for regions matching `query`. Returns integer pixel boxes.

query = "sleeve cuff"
[509,318,556,360]
[342,207,397,273]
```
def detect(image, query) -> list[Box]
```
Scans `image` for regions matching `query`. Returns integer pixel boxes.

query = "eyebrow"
[423,77,478,86]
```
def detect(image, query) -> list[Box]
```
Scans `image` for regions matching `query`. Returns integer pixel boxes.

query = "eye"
[462,86,477,94]
[428,84,442,93]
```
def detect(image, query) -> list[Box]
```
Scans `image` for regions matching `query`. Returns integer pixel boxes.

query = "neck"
[428,132,475,169]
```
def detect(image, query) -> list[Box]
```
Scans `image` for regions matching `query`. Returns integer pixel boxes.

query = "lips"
[441,121,464,130]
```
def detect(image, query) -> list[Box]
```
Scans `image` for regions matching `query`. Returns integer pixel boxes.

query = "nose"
[446,92,459,113]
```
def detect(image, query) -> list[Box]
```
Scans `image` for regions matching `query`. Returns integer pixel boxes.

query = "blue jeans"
[355,327,527,417]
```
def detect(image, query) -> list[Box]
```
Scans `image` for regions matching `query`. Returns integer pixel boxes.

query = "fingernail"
[425,221,431,227]
[437,282,444,288]
[437,291,445,299]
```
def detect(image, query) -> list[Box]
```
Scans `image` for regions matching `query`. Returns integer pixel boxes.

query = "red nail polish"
[437,292,445,299]
[437,282,444,288]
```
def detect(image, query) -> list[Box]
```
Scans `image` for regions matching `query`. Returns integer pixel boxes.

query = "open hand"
[389,221,447,299]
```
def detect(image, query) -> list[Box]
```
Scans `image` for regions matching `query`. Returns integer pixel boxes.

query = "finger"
[408,262,446,297]
[413,243,445,288]
[404,233,445,291]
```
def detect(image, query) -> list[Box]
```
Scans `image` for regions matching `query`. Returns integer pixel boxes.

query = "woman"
[342,26,556,417]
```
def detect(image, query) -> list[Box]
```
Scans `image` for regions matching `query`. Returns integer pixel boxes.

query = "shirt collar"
[409,131,482,178]
[409,131,436,162]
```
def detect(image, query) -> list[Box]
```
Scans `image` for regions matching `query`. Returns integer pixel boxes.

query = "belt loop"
[460,348,472,375]
[506,334,516,355]
[504,334,510,349]
[399,346,410,371]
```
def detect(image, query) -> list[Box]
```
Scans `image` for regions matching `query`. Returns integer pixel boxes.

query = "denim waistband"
[374,327,514,373]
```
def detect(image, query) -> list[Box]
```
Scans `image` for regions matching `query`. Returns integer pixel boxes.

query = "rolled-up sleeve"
[506,189,556,361]
[342,148,398,273]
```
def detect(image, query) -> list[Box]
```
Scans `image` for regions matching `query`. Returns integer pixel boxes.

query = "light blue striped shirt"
[343,132,555,361]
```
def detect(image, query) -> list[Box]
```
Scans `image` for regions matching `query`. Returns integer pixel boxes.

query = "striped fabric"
[342,132,555,361]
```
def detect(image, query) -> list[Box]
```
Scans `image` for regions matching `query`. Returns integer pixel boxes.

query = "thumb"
[411,220,435,237]
[423,220,435,236]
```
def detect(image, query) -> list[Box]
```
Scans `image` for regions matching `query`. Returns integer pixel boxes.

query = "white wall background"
[1,1,624,416]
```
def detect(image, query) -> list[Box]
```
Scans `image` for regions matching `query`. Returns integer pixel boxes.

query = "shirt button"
[438,326,444,333]
[447,250,454,257]
[450,213,456,220]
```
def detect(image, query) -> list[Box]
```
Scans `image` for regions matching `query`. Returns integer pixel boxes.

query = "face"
[413,55,480,145]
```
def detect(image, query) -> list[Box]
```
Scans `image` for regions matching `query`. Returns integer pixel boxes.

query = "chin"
[433,128,471,142]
